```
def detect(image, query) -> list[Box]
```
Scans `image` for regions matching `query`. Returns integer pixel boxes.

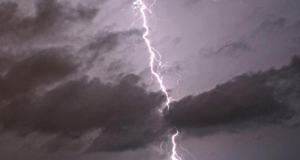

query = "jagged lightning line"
[171,129,182,160]
[180,143,197,160]
[132,0,172,110]
[160,62,182,100]
[131,1,184,160]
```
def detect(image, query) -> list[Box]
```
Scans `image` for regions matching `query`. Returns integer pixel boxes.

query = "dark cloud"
[82,29,143,69]
[0,48,77,101]
[107,60,132,73]
[72,4,99,20]
[203,41,251,58]
[0,48,77,136]
[36,74,165,152]
[0,0,152,153]
[252,17,300,40]
[87,29,143,52]
[0,1,299,158]
[165,55,300,135]
[0,62,166,152]
[290,54,300,71]
[0,0,99,40]
[0,50,15,73]
[41,135,85,153]
[258,17,288,31]
[291,122,300,129]
[34,74,164,133]
[86,123,164,152]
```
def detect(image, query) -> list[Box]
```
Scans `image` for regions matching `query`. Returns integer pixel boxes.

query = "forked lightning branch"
[131,1,184,160]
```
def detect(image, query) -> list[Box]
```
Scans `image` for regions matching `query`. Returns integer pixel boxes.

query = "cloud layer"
[0,0,299,159]
[165,55,300,135]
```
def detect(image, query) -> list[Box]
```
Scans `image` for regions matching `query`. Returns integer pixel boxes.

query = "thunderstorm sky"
[0,0,300,160]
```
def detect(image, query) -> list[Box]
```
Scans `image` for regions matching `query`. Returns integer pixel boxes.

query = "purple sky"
[0,0,299,160]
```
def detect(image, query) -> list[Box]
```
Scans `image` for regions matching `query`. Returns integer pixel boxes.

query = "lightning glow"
[180,143,197,160]
[171,129,182,160]
[131,1,185,160]
[132,0,172,110]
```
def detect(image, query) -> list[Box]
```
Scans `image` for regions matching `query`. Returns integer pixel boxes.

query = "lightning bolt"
[180,143,197,160]
[132,0,172,110]
[131,1,186,160]
[171,129,182,160]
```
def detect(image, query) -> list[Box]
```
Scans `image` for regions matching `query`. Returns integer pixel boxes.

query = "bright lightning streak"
[171,129,182,160]
[132,0,171,110]
[180,143,197,160]
[131,1,185,160]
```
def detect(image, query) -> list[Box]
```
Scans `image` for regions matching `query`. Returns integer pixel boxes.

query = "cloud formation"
[0,0,99,39]
[1,47,299,153]
[0,0,160,154]
[0,48,77,101]
[165,55,300,135]
[203,41,252,58]
[0,49,166,152]
[0,55,166,151]
[0,0,300,158]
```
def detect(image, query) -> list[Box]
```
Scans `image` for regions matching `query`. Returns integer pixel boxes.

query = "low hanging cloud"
[165,55,300,135]
[0,0,300,156]
[0,48,77,101]
[0,0,162,154]
[0,0,99,42]
[0,51,166,152]
[1,49,299,153]
[1,52,300,153]
[82,28,143,69]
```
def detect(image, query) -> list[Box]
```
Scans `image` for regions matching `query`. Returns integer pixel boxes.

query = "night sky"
[0,0,300,160]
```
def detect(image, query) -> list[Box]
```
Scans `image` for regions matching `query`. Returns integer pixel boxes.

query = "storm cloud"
[165,55,300,135]
[0,50,166,152]
[0,0,162,153]
[203,41,252,58]
[0,0,300,159]
[0,0,99,39]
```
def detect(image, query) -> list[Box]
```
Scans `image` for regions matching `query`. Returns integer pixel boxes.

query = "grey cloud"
[87,29,143,52]
[0,48,77,138]
[71,4,99,20]
[291,122,300,129]
[203,41,251,58]
[82,29,143,69]
[34,74,163,133]
[107,60,133,73]
[290,55,300,71]
[0,0,154,152]
[252,17,300,40]
[36,74,166,152]
[258,17,287,31]
[86,124,165,152]
[0,50,15,73]
[165,55,300,136]
[0,48,77,101]
[0,0,99,40]
[0,68,166,152]
[41,135,85,153]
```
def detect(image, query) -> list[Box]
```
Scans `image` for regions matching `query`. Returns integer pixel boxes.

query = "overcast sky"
[0,0,299,160]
